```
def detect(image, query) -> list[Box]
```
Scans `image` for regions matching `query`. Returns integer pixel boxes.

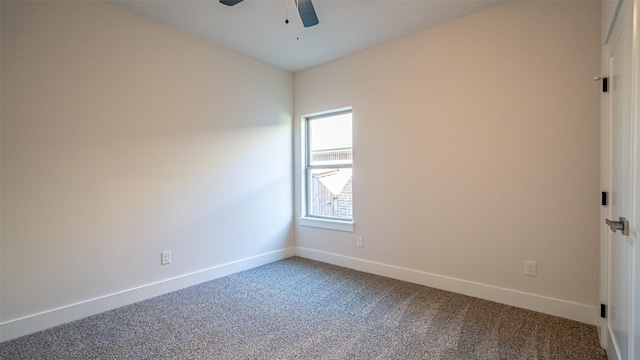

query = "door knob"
[605,217,629,236]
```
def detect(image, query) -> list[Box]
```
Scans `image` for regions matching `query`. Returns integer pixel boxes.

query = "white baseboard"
[603,323,620,360]
[295,247,598,326]
[1,246,598,343]
[0,248,295,343]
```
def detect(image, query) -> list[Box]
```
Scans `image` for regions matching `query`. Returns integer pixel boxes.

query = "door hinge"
[595,77,608,92]
[601,304,607,318]
[602,191,608,206]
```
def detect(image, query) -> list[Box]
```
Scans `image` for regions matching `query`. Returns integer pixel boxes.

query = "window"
[304,109,352,224]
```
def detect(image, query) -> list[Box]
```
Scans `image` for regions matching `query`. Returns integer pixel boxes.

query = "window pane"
[309,113,352,166]
[308,168,352,220]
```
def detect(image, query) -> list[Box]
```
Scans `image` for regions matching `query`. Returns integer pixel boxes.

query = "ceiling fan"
[219,0,319,28]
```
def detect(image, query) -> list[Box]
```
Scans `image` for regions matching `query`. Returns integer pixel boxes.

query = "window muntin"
[306,110,352,221]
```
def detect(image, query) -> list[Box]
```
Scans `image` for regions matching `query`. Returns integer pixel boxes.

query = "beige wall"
[294,1,601,314]
[1,1,293,324]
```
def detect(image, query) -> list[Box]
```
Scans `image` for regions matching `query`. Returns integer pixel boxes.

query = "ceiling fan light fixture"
[219,0,244,6]
[219,0,318,28]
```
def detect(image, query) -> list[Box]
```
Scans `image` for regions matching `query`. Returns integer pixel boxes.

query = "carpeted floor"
[0,257,607,359]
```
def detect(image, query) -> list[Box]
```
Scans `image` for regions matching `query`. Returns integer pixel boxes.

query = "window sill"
[299,217,354,232]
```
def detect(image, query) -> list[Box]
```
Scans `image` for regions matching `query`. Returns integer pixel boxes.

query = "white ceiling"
[113,0,502,72]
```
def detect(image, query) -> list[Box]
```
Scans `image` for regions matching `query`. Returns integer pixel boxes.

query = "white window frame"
[300,108,354,232]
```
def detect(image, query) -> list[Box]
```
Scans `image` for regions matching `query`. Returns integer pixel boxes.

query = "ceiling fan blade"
[220,0,244,6]
[295,0,319,28]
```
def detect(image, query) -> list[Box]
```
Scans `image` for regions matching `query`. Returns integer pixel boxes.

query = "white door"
[602,1,637,359]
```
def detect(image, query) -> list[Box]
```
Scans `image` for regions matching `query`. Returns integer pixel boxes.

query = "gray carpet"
[0,257,606,359]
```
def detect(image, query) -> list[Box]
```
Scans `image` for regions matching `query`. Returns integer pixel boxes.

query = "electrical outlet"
[356,236,363,248]
[161,251,171,265]
[524,261,536,276]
